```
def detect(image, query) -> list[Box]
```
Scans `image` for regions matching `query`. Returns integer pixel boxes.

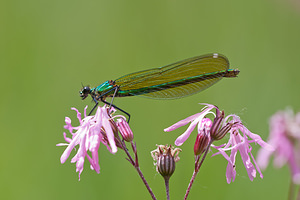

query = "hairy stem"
[164,177,170,200]
[119,136,157,200]
[184,140,214,200]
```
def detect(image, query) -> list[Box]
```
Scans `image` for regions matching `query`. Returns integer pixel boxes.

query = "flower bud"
[151,145,181,179]
[116,118,134,142]
[209,110,234,140]
[214,122,235,140]
[210,110,224,138]
[194,130,210,155]
[157,152,175,179]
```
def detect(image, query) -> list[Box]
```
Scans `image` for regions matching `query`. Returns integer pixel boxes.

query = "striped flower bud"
[151,145,181,179]
[116,118,134,142]
[194,129,210,156]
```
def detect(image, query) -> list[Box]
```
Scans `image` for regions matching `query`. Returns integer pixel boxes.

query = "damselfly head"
[80,86,91,100]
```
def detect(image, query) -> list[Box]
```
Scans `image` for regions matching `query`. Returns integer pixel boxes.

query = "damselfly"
[80,53,239,121]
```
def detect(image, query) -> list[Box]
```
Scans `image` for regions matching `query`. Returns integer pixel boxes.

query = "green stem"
[296,183,300,200]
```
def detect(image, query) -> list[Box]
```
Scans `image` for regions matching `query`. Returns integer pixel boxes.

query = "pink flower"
[57,105,120,180]
[165,103,273,183]
[212,115,273,183]
[257,109,300,184]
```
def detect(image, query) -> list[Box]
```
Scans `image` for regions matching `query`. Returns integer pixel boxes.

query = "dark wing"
[114,53,229,99]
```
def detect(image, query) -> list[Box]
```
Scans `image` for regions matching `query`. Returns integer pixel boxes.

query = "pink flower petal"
[166,104,216,146]
[164,112,202,132]
[175,119,200,146]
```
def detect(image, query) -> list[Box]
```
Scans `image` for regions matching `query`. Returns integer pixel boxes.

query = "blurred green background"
[1,0,300,199]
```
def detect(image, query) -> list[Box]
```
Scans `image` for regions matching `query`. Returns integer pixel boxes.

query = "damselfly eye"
[80,86,91,100]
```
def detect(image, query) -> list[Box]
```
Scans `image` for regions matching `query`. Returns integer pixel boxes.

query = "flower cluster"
[257,108,300,184]
[57,105,133,180]
[164,103,274,183]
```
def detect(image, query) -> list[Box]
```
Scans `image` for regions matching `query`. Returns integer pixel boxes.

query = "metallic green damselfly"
[80,53,239,121]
